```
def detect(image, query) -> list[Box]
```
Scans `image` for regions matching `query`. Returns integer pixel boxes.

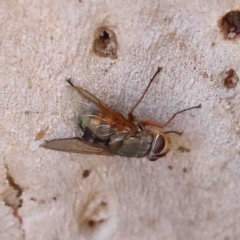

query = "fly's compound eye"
[148,135,168,161]
[153,135,166,155]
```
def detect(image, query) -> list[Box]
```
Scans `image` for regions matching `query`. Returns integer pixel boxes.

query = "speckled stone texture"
[1,0,240,240]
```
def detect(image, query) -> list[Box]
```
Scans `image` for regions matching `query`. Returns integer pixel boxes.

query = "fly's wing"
[67,83,139,141]
[40,138,115,155]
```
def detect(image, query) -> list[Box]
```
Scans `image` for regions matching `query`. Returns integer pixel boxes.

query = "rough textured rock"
[1,0,240,239]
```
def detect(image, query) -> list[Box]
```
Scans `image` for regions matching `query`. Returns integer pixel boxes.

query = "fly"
[40,67,201,161]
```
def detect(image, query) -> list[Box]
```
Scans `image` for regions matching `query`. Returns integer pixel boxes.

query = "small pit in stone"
[100,201,107,206]
[93,27,118,59]
[88,219,105,228]
[224,69,239,89]
[168,165,173,170]
[220,10,240,39]
[82,169,91,178]
[178,146,190,153]
[35,128,48,141]
[3,166,23,224]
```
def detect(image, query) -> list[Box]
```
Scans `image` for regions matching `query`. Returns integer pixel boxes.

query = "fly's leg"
[140,104,201,134]
[140,119,163,128]
[162,104,201,128]
[128,67,162,121]
[164,130,183,136]
[141,120,183,135]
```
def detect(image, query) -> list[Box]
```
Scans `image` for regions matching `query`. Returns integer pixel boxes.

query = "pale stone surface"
[1,0,240,239]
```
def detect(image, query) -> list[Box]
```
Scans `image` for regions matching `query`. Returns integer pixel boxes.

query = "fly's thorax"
[111,130,153,158]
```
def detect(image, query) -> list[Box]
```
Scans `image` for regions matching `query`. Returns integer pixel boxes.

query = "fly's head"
[148,132,171,161]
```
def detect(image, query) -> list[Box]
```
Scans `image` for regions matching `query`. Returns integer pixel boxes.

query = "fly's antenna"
[163,104,201,127]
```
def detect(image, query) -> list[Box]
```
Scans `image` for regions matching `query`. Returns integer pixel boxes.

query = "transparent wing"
[69,85,113,116]
[40,138,115,155]
[66,83,139,140]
